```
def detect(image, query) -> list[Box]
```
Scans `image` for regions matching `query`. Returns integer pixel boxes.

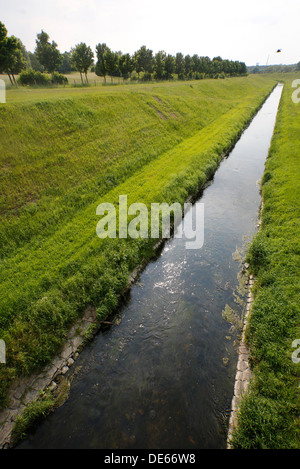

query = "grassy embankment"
[0,75,277,409]
[230,76,300,448]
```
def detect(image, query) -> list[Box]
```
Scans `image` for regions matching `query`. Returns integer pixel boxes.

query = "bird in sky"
[276,49,282,53]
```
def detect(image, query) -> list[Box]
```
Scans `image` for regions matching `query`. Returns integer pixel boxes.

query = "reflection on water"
[17,84,283,449]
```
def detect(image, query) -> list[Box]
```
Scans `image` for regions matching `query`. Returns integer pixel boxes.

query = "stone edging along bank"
[226,271,255,448]
[0,304,98,448]
[226,200,264,449]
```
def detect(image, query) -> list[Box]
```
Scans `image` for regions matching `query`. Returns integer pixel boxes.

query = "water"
[17,84,283,449]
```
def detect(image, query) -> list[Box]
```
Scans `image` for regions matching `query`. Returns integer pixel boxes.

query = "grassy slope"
[231,76,300,448]
[0,77,265,253]
[0,75,276,408]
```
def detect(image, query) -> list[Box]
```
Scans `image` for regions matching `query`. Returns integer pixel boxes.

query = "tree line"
[248,63,300,74]
[0,21,248,86]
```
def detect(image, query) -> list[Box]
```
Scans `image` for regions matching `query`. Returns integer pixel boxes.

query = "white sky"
[1,0,299,66]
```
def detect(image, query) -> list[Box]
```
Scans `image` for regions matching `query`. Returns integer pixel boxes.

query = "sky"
[1,0,299,66]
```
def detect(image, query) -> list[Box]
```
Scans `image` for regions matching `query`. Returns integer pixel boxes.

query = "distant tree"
[95,43,109,83]
[0,21,8,75]
[71,43,94,84]
[153,51,167,80]
[175,52,185,78]
[133,50,143,80]
[239,61,248,75]
[20,42,31,69]
[104,49,118,82]
[58,51,75,74]
[0,22,27,85]
[119,53,134,80]
[0,21,6,44]
[164,54,175,79]
[28,51,44,72]
[199,56,211,75]
[211,56,223,75]
[184,54,193,78]
[192,54,200,74]
[134,46,153,79]
[221,59,231,75]
[295,61,300,71]
[144,48,154,74]
[35,30,62,75]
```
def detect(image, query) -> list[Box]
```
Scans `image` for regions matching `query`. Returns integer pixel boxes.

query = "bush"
[51,72,68,85]
[141,72,152,82]
[17,69,68,87]
[18,69,51,86]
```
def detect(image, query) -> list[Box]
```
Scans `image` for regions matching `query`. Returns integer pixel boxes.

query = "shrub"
[17,69,68,87]
[18,69,51,86]
[141,72,152,82]
[51,72,68,85]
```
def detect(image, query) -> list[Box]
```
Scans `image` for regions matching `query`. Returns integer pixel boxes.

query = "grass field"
[0,75,278,412]
[230,75,300,449]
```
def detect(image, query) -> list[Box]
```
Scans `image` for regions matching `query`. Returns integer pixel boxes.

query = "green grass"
[10,391,56,444]
[0,75,277,409]
[230,76,300,449]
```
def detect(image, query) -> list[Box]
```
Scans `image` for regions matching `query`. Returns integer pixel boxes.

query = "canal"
[17,83,283,449]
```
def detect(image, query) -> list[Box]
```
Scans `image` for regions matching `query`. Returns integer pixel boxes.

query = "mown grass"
[231,76,300,449]
[0,75,277,409]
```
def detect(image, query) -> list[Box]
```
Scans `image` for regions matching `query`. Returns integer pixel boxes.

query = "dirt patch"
[148,103,167,120]
[153,95,163,104]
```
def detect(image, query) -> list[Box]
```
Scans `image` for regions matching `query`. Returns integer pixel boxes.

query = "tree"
[0,22,26,85]
[296,62,300,71]
[28,52,44,72]
[211,57,223,75]
[71,43,94,84]
[35,30,62,75]
[95,43,109,83]
[58,52,75,74]
[184,55,193,79]
[192,54,200,74]
[134,46,153,79]
[153,51,166,80]
[239,61,247,76]
[175,52,185,79]
[20,42,30,69]
[119,53,134,80]
[104,49,118,82]
[199,56,211,75]
[164,54,175,79]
